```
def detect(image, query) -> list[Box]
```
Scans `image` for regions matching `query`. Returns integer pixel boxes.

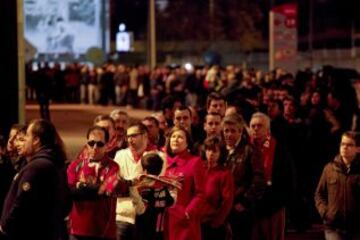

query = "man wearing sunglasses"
[67,126,122,240]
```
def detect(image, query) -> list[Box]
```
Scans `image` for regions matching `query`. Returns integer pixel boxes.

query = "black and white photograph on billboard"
[24,0,106,54]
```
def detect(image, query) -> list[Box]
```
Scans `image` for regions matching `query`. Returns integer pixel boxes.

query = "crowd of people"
[0,63,360,240]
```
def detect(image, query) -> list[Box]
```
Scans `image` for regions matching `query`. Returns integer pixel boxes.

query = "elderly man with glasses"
[67,126,125,240]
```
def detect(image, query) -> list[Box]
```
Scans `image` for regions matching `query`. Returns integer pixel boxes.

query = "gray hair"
[250,112,271,131]
[110,109,128,119]
[222,113,245,131]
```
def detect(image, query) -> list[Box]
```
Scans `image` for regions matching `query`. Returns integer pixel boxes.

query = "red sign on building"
[269,3,298,73]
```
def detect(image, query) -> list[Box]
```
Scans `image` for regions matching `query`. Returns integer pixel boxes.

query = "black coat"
[0,156,15,214]
[0,146,71,240]
[253,138,296,217]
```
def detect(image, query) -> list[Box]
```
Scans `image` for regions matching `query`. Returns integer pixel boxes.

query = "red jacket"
[67,156,119,239]
[202,165,234,227]
[164,151,206,240]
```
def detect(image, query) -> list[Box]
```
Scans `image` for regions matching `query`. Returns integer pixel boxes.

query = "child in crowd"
[201,137,234,240]
[135,152,178,240]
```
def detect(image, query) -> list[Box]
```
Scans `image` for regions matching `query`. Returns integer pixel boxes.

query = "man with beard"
[0,119,71,240]
[110,109,129,150]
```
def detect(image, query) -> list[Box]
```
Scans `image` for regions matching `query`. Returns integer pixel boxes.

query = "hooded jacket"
[1,146,71,240]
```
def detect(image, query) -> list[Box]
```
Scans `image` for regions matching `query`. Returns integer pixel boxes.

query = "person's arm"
[67,160,100,200]
[211,171,234,227]
[1,165,45,236]
[185,158,206,219]
[243,147,266,208]
[314,166,329,219]
[130,186,146,215]
[164,187,175,207]
[68,159,121,200]
[69,182,103,200]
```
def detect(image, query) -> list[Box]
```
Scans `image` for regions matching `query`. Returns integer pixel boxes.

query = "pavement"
[26,103,325,240]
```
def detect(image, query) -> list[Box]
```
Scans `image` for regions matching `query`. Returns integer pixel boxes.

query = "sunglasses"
[87,140,105,148]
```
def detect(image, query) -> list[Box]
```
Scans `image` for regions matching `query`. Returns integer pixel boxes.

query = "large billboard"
[24,0,108,55]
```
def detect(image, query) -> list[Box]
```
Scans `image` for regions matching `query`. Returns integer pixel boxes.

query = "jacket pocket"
[327,177,338,198]
[328,177,337,185]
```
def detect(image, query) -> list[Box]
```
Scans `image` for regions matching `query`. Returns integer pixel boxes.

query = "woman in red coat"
[164,126,206,240]
[201,137,234,240]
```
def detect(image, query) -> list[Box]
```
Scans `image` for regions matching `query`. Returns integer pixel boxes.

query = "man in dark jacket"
[222,113,265,240]
[0,119,71,240]
[0,135,15,214]
[249,112,295,240]
[315,131,360,240]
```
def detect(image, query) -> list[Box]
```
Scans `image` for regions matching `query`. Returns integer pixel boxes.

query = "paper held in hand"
[138,174,182,190]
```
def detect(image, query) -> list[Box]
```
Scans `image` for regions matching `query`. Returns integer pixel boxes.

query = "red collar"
[129,144,158,162]
[167,151,192,167]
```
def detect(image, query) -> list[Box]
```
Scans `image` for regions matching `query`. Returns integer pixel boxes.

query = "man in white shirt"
[114,123,162,240]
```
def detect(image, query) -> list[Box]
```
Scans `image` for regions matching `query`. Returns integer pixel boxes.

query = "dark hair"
[207,92,226,109]
[127,122,149,135]
[205,112,222,122]
[8,124,26,140]
[328,90,341,101]
[93,114,115,128]
[165,126,194,157]
[311,89,326,107]
[201,137,228,166]
[174,105,192,118]
[16,125,28,136]
[0,135,6,149]
[342,131,360,146]
[141,152,164,176]
[161,96,175,112]
[268,99,284,113]
[28,119,67,164]
[143,116,160,127]
[86,126,110,143]
[10,124,25,133]
[222,113,246,131]
[283,96,299,109]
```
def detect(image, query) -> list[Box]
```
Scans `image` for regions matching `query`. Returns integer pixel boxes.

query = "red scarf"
[253,136,276,184]
[106,134,121,154]
[77,156,111,185]
[130,143,158,162]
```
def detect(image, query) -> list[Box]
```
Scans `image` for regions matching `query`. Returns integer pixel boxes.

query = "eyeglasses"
[87,140,105,148]
[126,133,143,138]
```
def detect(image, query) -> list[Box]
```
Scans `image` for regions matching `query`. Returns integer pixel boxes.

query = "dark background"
[0,0,19,136]
[111,0,360,50]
